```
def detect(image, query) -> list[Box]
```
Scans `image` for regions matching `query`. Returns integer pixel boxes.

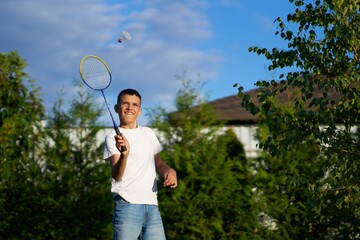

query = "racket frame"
[79,55,126,152]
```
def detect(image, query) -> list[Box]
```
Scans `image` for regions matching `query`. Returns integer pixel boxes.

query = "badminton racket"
[79,55,126,152]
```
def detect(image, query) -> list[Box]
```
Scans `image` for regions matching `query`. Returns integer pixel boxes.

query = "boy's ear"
[114,104,119,113]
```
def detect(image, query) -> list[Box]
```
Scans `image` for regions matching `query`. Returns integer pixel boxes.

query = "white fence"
[96,125,261,158]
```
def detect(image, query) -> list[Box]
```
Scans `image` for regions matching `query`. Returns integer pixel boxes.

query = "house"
[207,90,260,158]
[205,85,342,157]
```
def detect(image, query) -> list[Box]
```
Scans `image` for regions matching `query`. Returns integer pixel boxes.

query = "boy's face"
[115,94,142,125]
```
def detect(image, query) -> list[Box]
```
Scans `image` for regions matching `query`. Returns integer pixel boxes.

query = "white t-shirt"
[103,126,162,205]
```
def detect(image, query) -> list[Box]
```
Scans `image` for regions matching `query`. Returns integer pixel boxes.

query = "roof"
[209,90,258,124]
[207,86,341,125]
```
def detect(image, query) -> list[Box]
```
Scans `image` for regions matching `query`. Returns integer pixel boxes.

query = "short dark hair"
[117,89,142,105]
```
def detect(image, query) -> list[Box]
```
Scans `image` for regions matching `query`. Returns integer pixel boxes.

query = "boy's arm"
[106,133,130,181]
[106,153,127,181]
[155,154,177,188]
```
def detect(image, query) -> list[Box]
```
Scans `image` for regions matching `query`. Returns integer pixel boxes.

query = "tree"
[148,73,266,239]
[0,51,45,238]
[236,0,360,238]
[37,83,113,239]
[0,51,114,238]
[0,51,44,163]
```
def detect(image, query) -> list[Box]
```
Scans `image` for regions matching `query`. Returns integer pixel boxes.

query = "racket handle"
[114,127,127,152]
[120,146,127,152]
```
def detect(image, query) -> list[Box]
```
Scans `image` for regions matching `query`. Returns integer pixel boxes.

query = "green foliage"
[37,84,113,239]
[0,51,44,161]
[148,73,268,239]
[0,51,45,239]
[236,0,360,238]
[0,51,113,239]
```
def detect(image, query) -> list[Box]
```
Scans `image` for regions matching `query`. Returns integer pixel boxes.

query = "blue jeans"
[113,195,166,240]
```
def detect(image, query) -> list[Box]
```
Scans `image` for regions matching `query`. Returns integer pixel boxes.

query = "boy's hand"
[163,168,177,188]
[115,133,129,155]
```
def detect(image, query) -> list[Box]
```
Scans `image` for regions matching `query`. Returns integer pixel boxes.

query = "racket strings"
[81,57,111,90]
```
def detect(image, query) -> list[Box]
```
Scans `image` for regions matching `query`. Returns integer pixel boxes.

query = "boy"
[103,89,177,240]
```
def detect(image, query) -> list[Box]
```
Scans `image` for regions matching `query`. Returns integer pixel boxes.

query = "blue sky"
[0,0,297,125]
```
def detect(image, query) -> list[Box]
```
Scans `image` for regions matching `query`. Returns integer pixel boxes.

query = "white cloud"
[0,0,221,125]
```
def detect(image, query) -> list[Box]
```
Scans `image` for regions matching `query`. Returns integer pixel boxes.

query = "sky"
[0,0,297,125]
